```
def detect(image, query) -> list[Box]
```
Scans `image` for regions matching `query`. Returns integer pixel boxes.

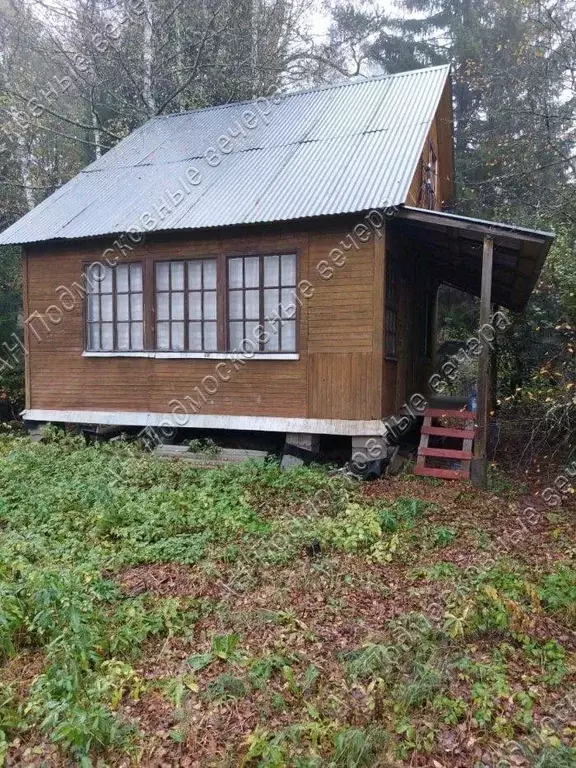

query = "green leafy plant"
[332,725,390,766]
[187,437,221,457]
[432,526,458,548]
[539,565,576,624]
[206,673,248,701]
[188,632,242,672]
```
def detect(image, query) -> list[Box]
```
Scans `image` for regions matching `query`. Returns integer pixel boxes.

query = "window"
[155,259,217,352]
[426,144,438,209]
[385,255,398,359]
[228,253,297,352]
[86,263,143,351]
[417,142,438,210]
[84,252,300,357]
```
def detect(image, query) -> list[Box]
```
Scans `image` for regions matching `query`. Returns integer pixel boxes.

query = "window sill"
[82,351,300,361]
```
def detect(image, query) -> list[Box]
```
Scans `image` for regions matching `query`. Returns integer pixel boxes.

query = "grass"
[0,429,575,766]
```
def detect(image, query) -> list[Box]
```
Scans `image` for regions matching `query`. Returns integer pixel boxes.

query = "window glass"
[85,263,144,352]
[385,255,398,359]
[228,254,297,352]
[87,255,301,356]
[155,259,217,351]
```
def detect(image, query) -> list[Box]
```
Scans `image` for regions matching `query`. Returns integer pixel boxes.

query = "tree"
[326,0,574,221]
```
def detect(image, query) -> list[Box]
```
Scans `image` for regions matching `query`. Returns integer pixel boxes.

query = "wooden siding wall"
[24,221,385,422]
[405,80,454,210]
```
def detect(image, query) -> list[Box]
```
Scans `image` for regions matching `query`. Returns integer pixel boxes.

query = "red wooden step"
[420,447,473,460]
[422,426,476,439]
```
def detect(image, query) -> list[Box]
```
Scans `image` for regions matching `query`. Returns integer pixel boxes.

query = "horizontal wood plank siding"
[306,227,381,419]
[25,221,383,423]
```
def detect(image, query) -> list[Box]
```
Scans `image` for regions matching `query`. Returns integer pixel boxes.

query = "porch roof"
[394,207,554,312]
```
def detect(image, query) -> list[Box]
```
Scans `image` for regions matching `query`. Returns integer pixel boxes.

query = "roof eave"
[395,206,555,312]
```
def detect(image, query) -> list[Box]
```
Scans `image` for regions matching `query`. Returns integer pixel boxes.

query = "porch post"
[471,235,494,489]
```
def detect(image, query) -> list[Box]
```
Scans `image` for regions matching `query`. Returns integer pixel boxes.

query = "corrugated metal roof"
[0,64,451,245]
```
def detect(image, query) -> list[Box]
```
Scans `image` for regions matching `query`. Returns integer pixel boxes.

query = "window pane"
[131,323,143,350]
[244,321,260,348]
[281,254,296,286]
[157,262,170,291]
[131,293,143,321]
[172,322,184,350]
[188,292,202,320]
[245,289,259,319]
[204,260,217,290]
[171,292,184,320]
[101,294,113,321]
[229,258,243,289]
[204,322,217,351]
[281,320,296,352]
[157,292,170,321]
[281,288,296,318]
[116,265,129,293]
[264,255,279,287]
[100,267,113,294]
[188,322,202,351]
[117,322,130,350]
[85,263,144,353]
[157,322,170,350]
[229,290,243,320]
[264,288,279,317]
[188,261,202,289]
[130,264,143,292]
[204,291,217,320]
[245,257,259,288]
[264,320,279,351]
[101,323,114,351]
[171,262,184,290]
[229,321,244,350]
[88,324,100,351]
[87,264,102,289]
[87,295,99,321]
[117,293,129,322]
[226,254,300,352]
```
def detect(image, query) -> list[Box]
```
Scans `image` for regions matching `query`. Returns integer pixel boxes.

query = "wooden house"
[0,65,553,471]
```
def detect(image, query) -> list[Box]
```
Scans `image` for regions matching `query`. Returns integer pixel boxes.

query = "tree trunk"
[91,97,102,160]
[142,0,155,114]
[251,0,259,96]
[16,133,35,211]
[175,6,185,111]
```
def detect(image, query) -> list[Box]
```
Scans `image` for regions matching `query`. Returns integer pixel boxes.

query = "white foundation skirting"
[22,409,386,437]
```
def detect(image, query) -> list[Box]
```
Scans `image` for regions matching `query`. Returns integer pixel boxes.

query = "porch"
[391,207,554,487]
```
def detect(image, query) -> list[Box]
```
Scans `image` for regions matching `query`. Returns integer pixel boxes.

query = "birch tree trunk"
[252,0,259,96]
[90,89,102,160]
[141,0,155,114]
[175,6,185,111]
[16,133,35,211]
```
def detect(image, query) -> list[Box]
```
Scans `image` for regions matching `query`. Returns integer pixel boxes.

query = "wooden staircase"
[415,408,475,480]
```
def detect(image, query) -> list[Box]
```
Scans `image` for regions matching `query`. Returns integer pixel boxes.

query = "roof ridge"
[152,63,451,120]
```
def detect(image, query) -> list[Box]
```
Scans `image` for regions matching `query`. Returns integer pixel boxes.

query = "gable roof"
[0,65,450,246]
